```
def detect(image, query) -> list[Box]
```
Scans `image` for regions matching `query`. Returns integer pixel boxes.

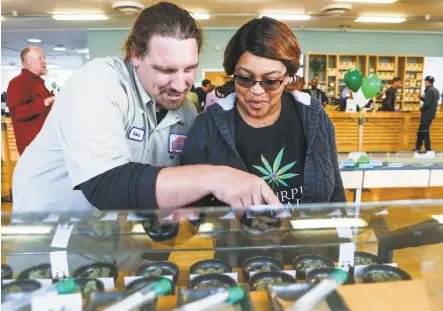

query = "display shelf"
[402,56,425,107]
[378,72,395,81]
[2,200,443,310]
[304,54,425,110]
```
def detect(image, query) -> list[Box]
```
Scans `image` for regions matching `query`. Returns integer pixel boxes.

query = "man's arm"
[421,90,434,113]
[79,163,280,210]
[6,80,52,121]
[156,165,280,209]
[78,163,162,210]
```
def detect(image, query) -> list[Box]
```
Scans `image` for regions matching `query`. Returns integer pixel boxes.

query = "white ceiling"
[1,0,442,69]
[1,0,443,31]
[1,30,88,69]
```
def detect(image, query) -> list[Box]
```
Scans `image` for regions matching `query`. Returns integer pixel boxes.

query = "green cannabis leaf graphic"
[253,147,298,189]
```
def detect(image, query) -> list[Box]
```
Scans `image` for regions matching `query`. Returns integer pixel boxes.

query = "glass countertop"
[2,200,443,256]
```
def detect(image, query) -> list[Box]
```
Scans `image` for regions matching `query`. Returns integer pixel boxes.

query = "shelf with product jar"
[304,54,425,111]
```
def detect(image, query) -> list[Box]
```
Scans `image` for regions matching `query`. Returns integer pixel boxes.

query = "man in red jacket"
[6,46,55,154]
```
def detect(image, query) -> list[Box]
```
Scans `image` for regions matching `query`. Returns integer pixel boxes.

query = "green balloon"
[51,82,57,89]
[344,69,363,92]
[361,74,382,99]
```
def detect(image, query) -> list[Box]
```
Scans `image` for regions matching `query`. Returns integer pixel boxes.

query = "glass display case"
[2,200,443,311]
[338,151,443,169]
[337,152,443,203]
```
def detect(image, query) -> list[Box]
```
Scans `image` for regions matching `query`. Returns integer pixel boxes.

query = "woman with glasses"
[182,17,345,205]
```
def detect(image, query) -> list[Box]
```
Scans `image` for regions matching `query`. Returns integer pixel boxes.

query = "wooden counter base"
[329,111,443,152]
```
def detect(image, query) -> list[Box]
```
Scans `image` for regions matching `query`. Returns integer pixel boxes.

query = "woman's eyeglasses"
[233,74,285,91]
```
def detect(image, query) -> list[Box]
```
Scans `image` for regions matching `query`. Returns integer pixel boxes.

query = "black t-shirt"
[311,88,328,105]
[195,87,208,106]
[382,87,396,111]
[156,108,168,124]
[234,92,307,205]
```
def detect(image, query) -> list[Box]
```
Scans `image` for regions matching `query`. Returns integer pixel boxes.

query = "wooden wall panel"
[329,114,359,152]
[1,118,18,200]
[362,118,405,151]
[3,118,19,161]
[330,111,443,152]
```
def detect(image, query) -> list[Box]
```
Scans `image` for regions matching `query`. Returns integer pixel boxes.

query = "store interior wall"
[88,29,443,82]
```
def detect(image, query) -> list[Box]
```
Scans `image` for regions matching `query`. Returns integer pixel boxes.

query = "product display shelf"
[2,201,443,310]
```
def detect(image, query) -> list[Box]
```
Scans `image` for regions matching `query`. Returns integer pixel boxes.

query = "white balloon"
[353,89,368,108]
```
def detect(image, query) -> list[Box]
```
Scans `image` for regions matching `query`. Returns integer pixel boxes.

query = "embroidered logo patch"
[128,126,145,142]
[169,133,187,153]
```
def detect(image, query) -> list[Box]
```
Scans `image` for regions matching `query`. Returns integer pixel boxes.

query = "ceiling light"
[356,16,406,23]
[27,38,42,43]
[336,0,397,3]
[113,1,145,15]
[190,13,210,20]
[76,48,90,54]
[46,64,60,69]
[259,14,311,21]
[53,47,66,52]
[52,14,108,21]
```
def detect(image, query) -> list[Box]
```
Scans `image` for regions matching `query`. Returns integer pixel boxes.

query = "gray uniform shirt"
[12,57,197,213]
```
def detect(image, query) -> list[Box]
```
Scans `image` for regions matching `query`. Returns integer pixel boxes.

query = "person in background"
[415,76,440,152]
[297,77,310,95]
[6,46,55,155]
[182,17,345,205]
[310,78,328,108]
[204,86,218,111]
[195,79,212,111]
[381,77,402,112]
[336,86,350,111]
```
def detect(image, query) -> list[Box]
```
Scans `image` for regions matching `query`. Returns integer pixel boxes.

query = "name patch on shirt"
[169,133,187,153]
[128,126,145,142]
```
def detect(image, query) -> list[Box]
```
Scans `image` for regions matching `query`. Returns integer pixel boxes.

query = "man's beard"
[158,100,183,110]
[157,87,189,111]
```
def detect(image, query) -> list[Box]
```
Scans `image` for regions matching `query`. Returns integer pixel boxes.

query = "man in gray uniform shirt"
[12,2,279,214]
